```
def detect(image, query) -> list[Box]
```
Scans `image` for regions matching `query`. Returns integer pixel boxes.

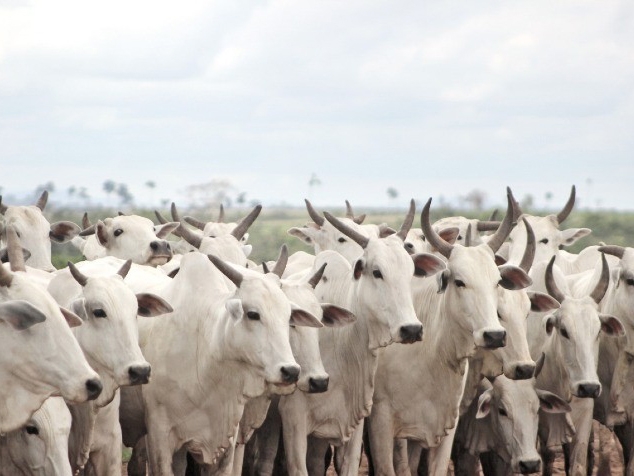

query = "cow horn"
[35,190,48,211]
[534,352,546,378]
[208,255,243,288]
[262,262,270,274]
[323,212,369,249]
[79,225,96,237]
[118,211,126,216]
[464,224,472,247]
[184,216,206,231]
[0,262,13,286]
[6,226,25,272]
[68,261,88,287]
[270,244,289,278]
[590,253,610,304]
[232,205,261,241]
[507,186,523,221]
[486,191,515,254]
[421,198,453,259]
[81,212,92,230]
[178,221,202,249]
[396,199,415,242]
[488,209,499,221]
[304,199,325,227]
[345,200,366,224]
[154,210,168,225]
[556,185,576,225]
[476,221,501,232]
[598,245,625,260]
[519,218,536,273]
[171,202,181,222]
[545,256,565,304]
[218,204,225,223]
[0,196,7,214]
[118,259,132,279]
[308,263,327,289]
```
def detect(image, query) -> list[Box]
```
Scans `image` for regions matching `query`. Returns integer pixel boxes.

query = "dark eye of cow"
[540,238,549,244]
[25,426,39,435]
[372,270,383,279]
[455,279,466,288]
[246,311,260,321]
[626,278,634,286]
[421,235,426,241]
[560,327,569,339]
[405,242,414,249]
[457,235,463,241]
[626,353,634,364]
[338,237,347,243]
[93,309,107,318]
[114,229,124,237]
[498,408,508,417]
[497,311,502,321]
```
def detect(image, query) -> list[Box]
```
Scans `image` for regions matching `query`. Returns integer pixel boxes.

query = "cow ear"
[0,300,47,330]
[225,299,243,321]
[437,269,450,294]
[288,227,316,245]
[136,293,173,317]
[498,265,532,290]
[412,253,445,278]
[95,221,109,247]
[60,306,83,328]
[536,389,572,414]
[560,228,591,247]
[600,314,625,337]
[353,259,364,280]
[289,302,323,328]
[438,227,459,245]
[476,389,493,419]
[154,222,179,239]
[321,304,356,327]
[378,224,397,238]
[543,314,557,335]
[528,292,560,312]
[69,299,88,321]
[494,255,507,266]
[49,221,81,244]
[0,247,31,264]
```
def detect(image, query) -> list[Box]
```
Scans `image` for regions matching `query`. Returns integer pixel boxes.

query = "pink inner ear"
[96,224,109,246]
[353,260,363,280]
[601,316,625,336]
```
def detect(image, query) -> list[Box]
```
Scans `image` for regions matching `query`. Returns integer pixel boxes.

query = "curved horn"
[0,262,13,286]
[6,226,25,272]
[534,352,546,378]
[118,211,126,216]
[170,202,181,222]
[184,216,206,231]
[464,224,473,247]
[308,263,327,289]
[396,199,416,241]
[178,222,202,249]
[68,261,88,287]
[79,225,96,237]
[486,191,515,254]
[232,205,261,241]
[118,259,133,279]
[545,256,565,304]
[154,210,168,225]
[271,244,289,278]
[519,218,536,273]
[507,186,523,221]
[590,253,610,304]
[208,255,243,288]
[262,262,271,274]
[0,196,8,214]
[488,209,499,222]
[323,212,369,249]
[344,200,365,224]
[218,204,225,223]
[304,199,325,227]
[421,198,453,259]
[556,185,576,225]
[81,212,92,230]
[476,221,501,232]
[35,190,48,211]
[598,245,625,260]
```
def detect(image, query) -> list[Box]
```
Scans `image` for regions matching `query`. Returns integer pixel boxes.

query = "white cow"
[278,201,447,476]
[119,251,317,475]
[0,397,73,476]
[0,191,81,271]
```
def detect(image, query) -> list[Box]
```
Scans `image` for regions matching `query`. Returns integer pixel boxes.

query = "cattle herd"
[0,186,633,476]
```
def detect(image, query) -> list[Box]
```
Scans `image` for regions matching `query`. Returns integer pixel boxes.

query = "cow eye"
[498,408,508,417]
[455,279,466,288]
[540,238,549,244]
[405,242,414,250]
[626,352,634,364]
[373,270,383,279]
[25,426,39,435]
[560,327,569,339]
[338,237,347,243]
[457,235,463,241]
[625,278,634,286]
[114,229,124,237]
[246,311,260,321]
[93,309,107,318]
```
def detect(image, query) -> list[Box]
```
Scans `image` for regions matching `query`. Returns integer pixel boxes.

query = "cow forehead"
[282,282,322,318]
[558,298,601,328]
[365,236,412,266]
[448,246,499,281]
[108,215,154,231]
[494,378,539,410]
[497,288,530,318]
[84,277,137,309]
[5,207,49,229]
[239,276,290,315]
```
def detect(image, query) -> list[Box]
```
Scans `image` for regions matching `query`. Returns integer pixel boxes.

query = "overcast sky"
[1,0,633,211]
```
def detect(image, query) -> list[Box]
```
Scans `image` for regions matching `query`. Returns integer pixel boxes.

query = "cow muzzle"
[85,378,103,401]
[308,376,329,393]
[475,329,507,349]
[507,362,536,380]
[518,459,541,474]
[128,364,151,385]
[398,323,423,344]
[148,240,173,265]
[574,382,601,399]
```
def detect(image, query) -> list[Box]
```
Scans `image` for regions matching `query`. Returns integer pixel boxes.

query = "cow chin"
[147,255,171,266]
[269,382,297,396]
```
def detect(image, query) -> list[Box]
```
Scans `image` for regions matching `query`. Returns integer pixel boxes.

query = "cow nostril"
[166,243,171,251]
[518,459,540,474]
[483,330,506,349]
[128,365,151,385]
[85,378,103,400]
[577,383,601,398]
[514,364,536,380]
[399,324,423,344]
[150,242,159,251]
[280,366,300,384]
[308,377,329,393]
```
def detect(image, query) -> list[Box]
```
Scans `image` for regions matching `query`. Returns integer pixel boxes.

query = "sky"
[1,0,633,211]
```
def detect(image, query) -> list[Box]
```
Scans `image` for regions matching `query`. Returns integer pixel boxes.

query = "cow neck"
[0,379,51,434]
[538,335,571,401]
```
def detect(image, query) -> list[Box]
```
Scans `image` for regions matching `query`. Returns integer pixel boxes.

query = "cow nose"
[128,365,151,385]
[483,330,506,349]
[308,377,329,393]
[577,383,601,398]
[280,366,300,384]
[519,459,541,474]
[85,378,103,401]
[150,241,159,251]
[514,363,536,380]
[399,324,423,344]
